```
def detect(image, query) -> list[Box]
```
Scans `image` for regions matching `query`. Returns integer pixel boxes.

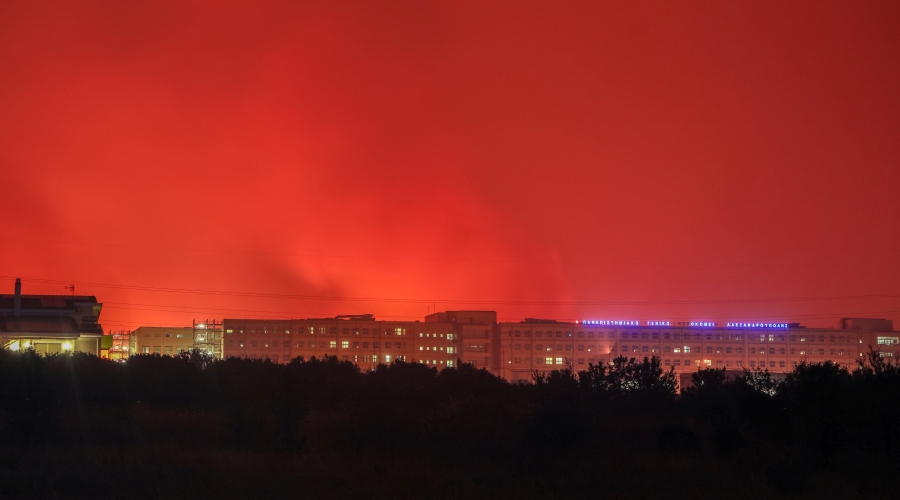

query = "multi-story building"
[223,311,899,383]
[499,317,898,382]
[222,314,461,371]
[133,326,196,356]
[0,278,104,355]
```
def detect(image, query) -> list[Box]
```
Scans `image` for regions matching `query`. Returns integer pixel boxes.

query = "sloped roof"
[0,295,99,311]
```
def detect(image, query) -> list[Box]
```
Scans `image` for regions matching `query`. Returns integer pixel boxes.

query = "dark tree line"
[0,348,898,498]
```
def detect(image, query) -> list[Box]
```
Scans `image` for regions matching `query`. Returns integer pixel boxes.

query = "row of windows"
[225,327,411,336]
[227,340,409,349]
[509,330,876,344]
[240,354,405,363]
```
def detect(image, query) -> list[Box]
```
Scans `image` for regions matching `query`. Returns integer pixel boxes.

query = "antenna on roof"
[65,284,75,296]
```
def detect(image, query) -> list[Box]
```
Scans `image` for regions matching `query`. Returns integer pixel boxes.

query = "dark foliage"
[0,349,898,498]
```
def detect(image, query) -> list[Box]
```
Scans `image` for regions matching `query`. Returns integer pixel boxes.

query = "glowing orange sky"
[2,1,899,330]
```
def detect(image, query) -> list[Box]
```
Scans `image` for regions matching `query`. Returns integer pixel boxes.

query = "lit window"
[555,357,563,365]
[329,341,337,349]
[545,357,553,364]
[878,337,899,345]
[385,355,392,362]
[341,341,349,349]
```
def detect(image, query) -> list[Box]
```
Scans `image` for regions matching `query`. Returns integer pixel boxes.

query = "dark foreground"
[1,349,898,499]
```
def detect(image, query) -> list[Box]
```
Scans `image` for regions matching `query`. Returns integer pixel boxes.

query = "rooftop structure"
[0,278,104,355]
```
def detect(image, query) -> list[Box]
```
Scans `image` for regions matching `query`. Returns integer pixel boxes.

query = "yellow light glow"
[23,341,31,348]
[62,341,73,351]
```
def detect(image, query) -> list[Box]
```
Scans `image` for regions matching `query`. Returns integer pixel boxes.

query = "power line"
[3,274,900,307]
[0,237,894,266]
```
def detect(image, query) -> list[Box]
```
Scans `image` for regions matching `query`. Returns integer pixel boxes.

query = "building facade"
[0,279,104,355]
[133,326,197,356]
[222,312,899,383]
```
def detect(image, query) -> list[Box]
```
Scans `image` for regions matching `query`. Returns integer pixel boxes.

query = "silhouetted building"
[222,311,899,383]
[0,278,104,355]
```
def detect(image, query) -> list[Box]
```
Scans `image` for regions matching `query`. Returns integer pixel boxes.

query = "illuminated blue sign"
[726,322,788,329]
[580,320,639,326]
[689,322,717,327]
[646,321,670,326]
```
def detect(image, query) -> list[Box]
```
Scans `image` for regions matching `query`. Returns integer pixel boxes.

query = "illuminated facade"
[222,311,899,383]
[133,326,197,356]
[0,279,104,355]
[222,314,465,371]
[499,317,898,382]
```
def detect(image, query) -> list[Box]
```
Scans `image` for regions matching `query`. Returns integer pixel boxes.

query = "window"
[536,344,543,351]
[283,341,289,348]
[878,337,899,345]
[577,358,585,365]
[176,334,183,338]
[555,357,563,365]
[251,341,258,348]
[153,346,161,354]
[385,355,392,362]
[329,341,337,349]
[142,347,150,354]
[546,357,553,364]
[341,341,349,349]
[684,346,691,353]
[779,361,785,368]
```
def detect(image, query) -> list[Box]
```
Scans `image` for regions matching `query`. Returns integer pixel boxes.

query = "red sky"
[2,1,899,331]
